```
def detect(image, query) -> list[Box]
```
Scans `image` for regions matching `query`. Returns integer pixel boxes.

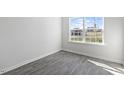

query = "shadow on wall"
[122,17,124,64]
[123,32,124,62]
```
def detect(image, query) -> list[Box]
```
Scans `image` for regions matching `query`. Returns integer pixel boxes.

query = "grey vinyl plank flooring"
[3,50,124,75]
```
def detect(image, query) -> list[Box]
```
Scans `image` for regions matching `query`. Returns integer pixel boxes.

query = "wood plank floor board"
[76,62,112,75]
[3,50,124,75]
[29,52,86,75]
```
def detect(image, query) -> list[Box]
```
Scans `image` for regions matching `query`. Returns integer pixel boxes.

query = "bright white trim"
[0,49,61,74]
[63,49,123,64]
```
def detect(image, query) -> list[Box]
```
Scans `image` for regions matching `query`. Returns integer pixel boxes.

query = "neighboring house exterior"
[70,27,103,42]
[71,28,83,36]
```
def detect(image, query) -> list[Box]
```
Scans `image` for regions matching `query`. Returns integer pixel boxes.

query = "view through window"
[69,17,104,44]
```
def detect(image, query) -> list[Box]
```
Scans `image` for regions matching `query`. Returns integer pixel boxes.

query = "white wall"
[62,17,124,63]
[0,17,61,68]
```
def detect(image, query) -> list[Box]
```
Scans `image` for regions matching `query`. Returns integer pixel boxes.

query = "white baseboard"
[63,49,124,64]
[0,49,61,74]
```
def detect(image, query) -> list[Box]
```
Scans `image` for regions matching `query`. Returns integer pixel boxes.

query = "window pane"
[95,17,104,43]
[69,17,104,44]
[85,17,104,43]
[95,17,104,29]
[69,17,83,41]
[85,17,95,29]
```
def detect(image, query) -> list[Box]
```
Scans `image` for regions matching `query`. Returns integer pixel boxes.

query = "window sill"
[68,40,106,46]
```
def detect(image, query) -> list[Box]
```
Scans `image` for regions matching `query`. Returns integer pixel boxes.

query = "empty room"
[1,1,124,93]
[0,17,124,75]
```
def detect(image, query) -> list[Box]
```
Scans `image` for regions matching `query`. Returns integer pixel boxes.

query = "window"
[69,17,104,44]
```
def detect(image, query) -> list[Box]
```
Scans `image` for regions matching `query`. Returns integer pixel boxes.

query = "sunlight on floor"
[88,60,124,75]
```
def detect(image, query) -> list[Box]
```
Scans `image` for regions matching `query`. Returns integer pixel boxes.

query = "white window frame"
[69,17,104,45]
